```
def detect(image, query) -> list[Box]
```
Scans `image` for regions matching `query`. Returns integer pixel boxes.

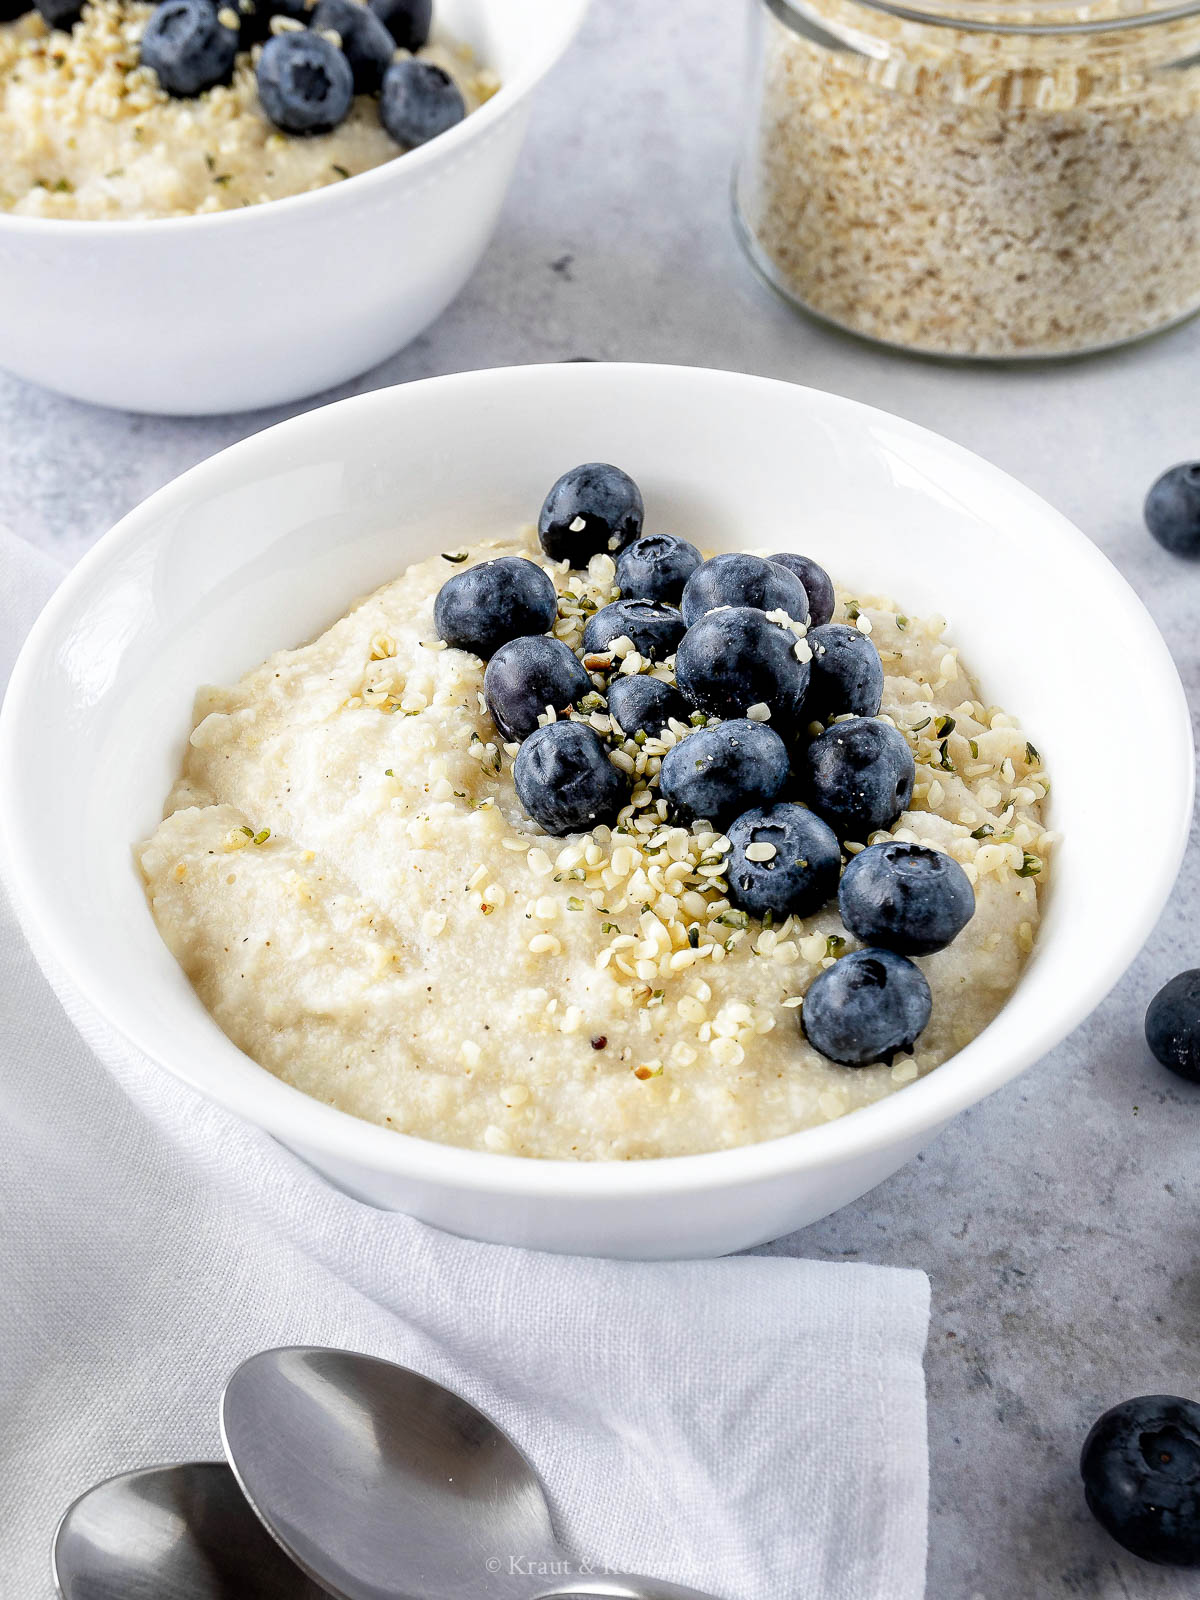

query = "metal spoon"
[221,1347,725,1600]
[52,1461,330,1600]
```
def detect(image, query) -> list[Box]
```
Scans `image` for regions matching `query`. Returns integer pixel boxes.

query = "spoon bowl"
[221,1347,721,1600]
[53,1461,329,1600]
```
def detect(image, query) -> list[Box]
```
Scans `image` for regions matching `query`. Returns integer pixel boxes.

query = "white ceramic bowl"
[1,364,1192,1258]
[0,0,586,414]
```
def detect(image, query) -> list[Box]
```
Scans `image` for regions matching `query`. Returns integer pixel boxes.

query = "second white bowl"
[0,0,587,414]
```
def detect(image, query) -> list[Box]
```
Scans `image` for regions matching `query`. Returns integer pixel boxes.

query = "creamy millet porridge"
[138,532,1052,1161]
[0,2,495,220]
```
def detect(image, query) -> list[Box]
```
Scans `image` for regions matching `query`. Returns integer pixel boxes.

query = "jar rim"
[764,0,1200,37]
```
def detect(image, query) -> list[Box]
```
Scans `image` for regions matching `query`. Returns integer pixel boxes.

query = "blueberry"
[675,607,810,725]
[311,0,394,91]
[537,463,644,568]
[726,803,841,920]
[606,675,687,740]
[658,719,789,829]
[139,0,238,96]
[615,535,703,605]
[805,623,884,722]
[769,552,836,628]
[483,636,590,743]
[582,599,685,662]
[1145,464,1200,556]
[257,29,353,133]
[1145,971,1200,1084]
[380,57,466,147]
[513,721,628,837]
[802,717,915,840]
[433,556,557,660]
[680,552,809,629]
[1081,1395,1200,1566]
[839,841,974,956]
[801,948,932,1066]
[367,0,428,48]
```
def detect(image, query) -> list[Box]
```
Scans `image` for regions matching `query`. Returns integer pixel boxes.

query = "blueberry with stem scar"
[615,535,702,605]
[257,29,354,135]
[380,58,466,147]
[801,948,932,1066]
[140,0,238,96]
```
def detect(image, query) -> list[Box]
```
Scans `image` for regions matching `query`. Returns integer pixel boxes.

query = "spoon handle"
[536,1578,724,1600]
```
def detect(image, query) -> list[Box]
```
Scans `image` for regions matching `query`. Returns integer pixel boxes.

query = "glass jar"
[735,0,1200,358]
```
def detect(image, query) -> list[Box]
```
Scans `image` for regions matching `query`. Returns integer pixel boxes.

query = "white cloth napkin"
[0,528,930,1600]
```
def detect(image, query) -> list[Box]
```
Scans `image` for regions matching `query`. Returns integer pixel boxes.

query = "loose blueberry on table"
[1145,970,1200,1083]
[1081,1395,1200,1566]
[431,460,1011,1071]
[1145,462,1200,556]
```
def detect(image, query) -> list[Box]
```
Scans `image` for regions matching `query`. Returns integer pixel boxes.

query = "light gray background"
[5,1,1198,1594]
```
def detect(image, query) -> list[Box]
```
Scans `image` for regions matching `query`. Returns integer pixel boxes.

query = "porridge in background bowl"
[139,463,1053,1162]
[0,0,496,219]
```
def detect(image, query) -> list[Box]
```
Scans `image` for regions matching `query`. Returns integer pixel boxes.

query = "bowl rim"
[0,0,589,239]
[1,362,1193,1200]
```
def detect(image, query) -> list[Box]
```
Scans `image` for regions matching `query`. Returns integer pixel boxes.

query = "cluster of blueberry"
[133,0,463,142]
[435,462,979,1070]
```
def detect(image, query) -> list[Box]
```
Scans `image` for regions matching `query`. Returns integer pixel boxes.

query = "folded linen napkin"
[0,527,930,1600]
